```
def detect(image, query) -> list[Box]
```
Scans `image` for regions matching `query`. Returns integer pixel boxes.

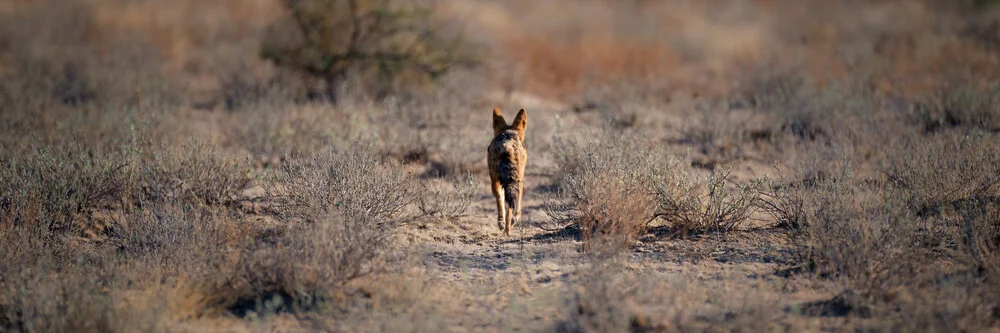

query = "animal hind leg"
[492,181,505,231]
[505,206,514,236]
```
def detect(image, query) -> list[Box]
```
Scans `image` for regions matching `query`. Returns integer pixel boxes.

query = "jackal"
[488,107,527,236]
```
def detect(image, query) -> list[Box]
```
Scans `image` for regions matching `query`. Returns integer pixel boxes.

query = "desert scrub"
[138,140,253,207]
[783,134,1000,327]
[548,132,683,252]
[548,128,769,250]
[206,209,395,318]
[881,132,1000,214]
[418,173,477,220]
[657,168,767,235]
[197,144,420,316]
[0,262,119,333]
[0,141,130,236]
[915,82,1000,133]
[273,143,417,223]
[260,0,477,102]
[0,205,169,333]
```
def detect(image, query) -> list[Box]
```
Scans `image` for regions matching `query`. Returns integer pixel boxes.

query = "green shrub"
[260,0,476,102]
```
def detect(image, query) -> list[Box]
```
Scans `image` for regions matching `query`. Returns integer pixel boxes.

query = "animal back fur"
[489,131,524,213]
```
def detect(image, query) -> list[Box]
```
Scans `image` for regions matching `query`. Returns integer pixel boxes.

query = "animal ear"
[492,107,507,132]
[512,108,527,132]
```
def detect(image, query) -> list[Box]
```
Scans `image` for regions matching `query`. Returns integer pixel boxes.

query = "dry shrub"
[956,197,1000,279]
[274,143,417,223]
[915,81,1000,133]
[549,128,767,249]
[575,175,658,253]
[109,203,259,321]
[113,202,240,270]
[187,145,418,317]
[260,0,477,102]
[857,191,1000,331]
[0,263,118,333]
[549,132,680,252]
[417,173,476,220]
[201,143,419,315]
[0,143,421,323]
[0,203,243,332]
[139,140,252,207]
[758,168,808,230]
[804,167,924,292]
[776,131,1000,328]
[881,132,1000,215]
[207,209,396,318]
[0,141,250,330]
[0,140,130,236]
[0,209,170,333]
[657,169,767,235]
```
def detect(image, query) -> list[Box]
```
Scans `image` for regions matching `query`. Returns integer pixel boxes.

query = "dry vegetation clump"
[198,144,420,318]
[760,127,1000,329]
[417,173,477,220]
[206,214,391,319]
[0,194,173,333]
[657,169,767,236]
[0,140,130,237]
[914,81,1000,133]
[0,249,123,333]
[273,144,417,224]
[882,132,1000,215]
[550,129,770,251]
[260,0,477,102]
[139,140,253,207]
[548,131,683,252]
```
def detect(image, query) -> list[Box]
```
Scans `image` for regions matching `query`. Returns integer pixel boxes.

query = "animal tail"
[497,156,521,219]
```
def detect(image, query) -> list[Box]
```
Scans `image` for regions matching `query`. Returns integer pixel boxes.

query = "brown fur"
[487,107,527,236]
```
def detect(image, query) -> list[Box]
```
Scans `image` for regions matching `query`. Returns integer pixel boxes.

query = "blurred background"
[3,0,997,110]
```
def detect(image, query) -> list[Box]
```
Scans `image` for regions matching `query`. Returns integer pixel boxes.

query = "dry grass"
[555,259,785,333]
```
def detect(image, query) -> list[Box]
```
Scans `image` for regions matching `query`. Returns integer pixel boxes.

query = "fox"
[488,107,527,236]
